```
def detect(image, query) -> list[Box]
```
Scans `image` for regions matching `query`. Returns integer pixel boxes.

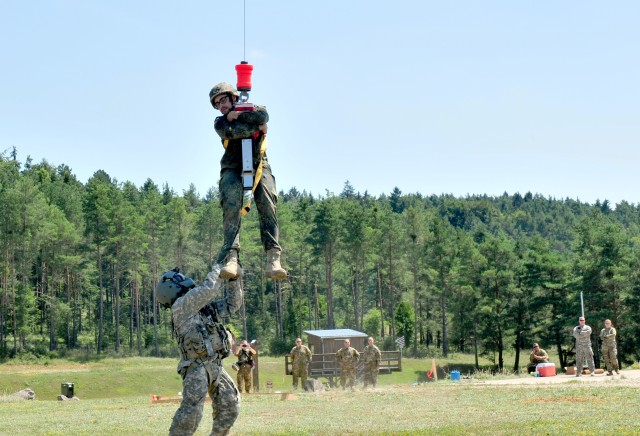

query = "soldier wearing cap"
[290,337,312,391]
[362,337,381,389]
[234,340,256,393]
[600,319,619,375]
[336,339,360,390]
[527,343,549,374]
[573,316,595,376]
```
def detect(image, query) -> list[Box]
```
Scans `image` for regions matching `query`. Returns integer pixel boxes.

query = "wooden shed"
[304,329,368,354]
[285,329,401,386]
[303,329,367,375]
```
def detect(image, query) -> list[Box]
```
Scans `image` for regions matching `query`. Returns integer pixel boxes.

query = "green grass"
[0,357,183,400]
[2,355,637,435]
[0,350,566,401]
[0,383,638,435]
[0,354,500,400]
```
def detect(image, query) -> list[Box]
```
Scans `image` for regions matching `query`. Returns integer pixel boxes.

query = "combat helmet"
[209,82,239,106]
[156,268,196,308]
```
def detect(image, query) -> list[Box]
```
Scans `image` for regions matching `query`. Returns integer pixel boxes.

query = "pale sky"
[1,1,638,205]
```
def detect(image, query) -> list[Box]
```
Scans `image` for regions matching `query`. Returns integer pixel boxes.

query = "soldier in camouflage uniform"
[599,319,619,375]
[155,265,242,436]
[209,83,287,281]
[335,339,360,390]
[290,337,312,391]
[362,337,381,389]
[527,343,549,374]
[234,340,256,393]
[572,316,595,377]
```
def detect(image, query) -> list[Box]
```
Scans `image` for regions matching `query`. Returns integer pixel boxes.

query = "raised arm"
[214,106,269,140]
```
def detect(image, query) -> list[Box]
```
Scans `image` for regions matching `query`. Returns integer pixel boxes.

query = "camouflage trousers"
[236,364,252,394]
[601,345,619,372]
[216,162,281,264]
[169,361,239,436]
[292,365,308,389]
[575,344,595,373]
[362,365,379,388]
[340,366,356,389]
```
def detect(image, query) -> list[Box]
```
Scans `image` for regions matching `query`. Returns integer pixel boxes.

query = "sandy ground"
[474,369,640,387]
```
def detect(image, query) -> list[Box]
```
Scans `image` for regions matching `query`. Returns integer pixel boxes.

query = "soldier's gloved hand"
[210,263,223,276]
[206,264,223,285]
[227,111,241,122]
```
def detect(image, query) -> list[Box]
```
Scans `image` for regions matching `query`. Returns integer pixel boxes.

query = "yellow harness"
[222,136,268,216]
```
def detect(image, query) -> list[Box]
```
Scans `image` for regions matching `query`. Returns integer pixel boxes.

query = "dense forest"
[1,148,639,371]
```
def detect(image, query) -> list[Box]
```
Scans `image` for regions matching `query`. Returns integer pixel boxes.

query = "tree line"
[1,149,639,371]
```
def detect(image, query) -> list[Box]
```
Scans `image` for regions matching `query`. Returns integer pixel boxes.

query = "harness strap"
[241,136,268,216]
[221,134,268,216]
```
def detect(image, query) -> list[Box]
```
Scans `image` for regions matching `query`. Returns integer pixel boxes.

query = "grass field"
[0,353,493,400]
[1,355,638,435]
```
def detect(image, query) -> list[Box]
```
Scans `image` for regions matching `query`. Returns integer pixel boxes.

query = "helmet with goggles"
[155,267,196,308]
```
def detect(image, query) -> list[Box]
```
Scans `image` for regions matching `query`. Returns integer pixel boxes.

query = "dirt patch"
[476,369,640,387]
[525,396,603,404]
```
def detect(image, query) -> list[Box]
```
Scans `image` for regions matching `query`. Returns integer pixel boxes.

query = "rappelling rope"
[243,0,246,62]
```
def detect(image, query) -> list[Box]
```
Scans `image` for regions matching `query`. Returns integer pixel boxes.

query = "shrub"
[267,337,292,356]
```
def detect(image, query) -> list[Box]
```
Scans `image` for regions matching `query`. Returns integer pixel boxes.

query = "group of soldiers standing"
[530,317,620,376]
[572,317,619,376]
[290,336,382,391]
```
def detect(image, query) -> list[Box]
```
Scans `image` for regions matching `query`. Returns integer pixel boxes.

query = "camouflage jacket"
[214,105,269,171]
[171,268,242,369]
[363,345,381,367]
[599,327,617,347]
[572,324,593,346]
[235,347,256,366]
[290,345,312,368]
[336,347,360,368]
[529,348,549,364]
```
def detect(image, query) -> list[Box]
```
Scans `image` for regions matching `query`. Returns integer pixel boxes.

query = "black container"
[61,382,74,398]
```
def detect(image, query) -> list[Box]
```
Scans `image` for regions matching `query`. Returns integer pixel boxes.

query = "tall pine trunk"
[325,244,334,329]
[97,245,104,355]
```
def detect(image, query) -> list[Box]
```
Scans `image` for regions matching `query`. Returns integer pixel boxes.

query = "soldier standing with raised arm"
[234,340,257,393]
[155,266,242,436]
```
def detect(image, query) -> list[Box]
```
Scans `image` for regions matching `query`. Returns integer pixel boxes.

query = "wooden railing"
[284,351,402,383]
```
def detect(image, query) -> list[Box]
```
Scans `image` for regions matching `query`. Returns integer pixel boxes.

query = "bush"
[363,309,381,338]
[381,336,397,351]
[267,337,292,356]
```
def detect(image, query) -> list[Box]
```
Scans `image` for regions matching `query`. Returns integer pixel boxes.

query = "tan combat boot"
[220,250,240,279]
[266,248,287,280]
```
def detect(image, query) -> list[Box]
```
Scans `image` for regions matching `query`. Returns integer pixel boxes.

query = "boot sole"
[267,271,288,280]
[220,269,240,279]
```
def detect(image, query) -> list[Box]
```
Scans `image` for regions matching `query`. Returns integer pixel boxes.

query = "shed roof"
[304,329,368,339]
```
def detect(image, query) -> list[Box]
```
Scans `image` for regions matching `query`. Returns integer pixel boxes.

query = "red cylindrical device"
[235,61,253,92]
